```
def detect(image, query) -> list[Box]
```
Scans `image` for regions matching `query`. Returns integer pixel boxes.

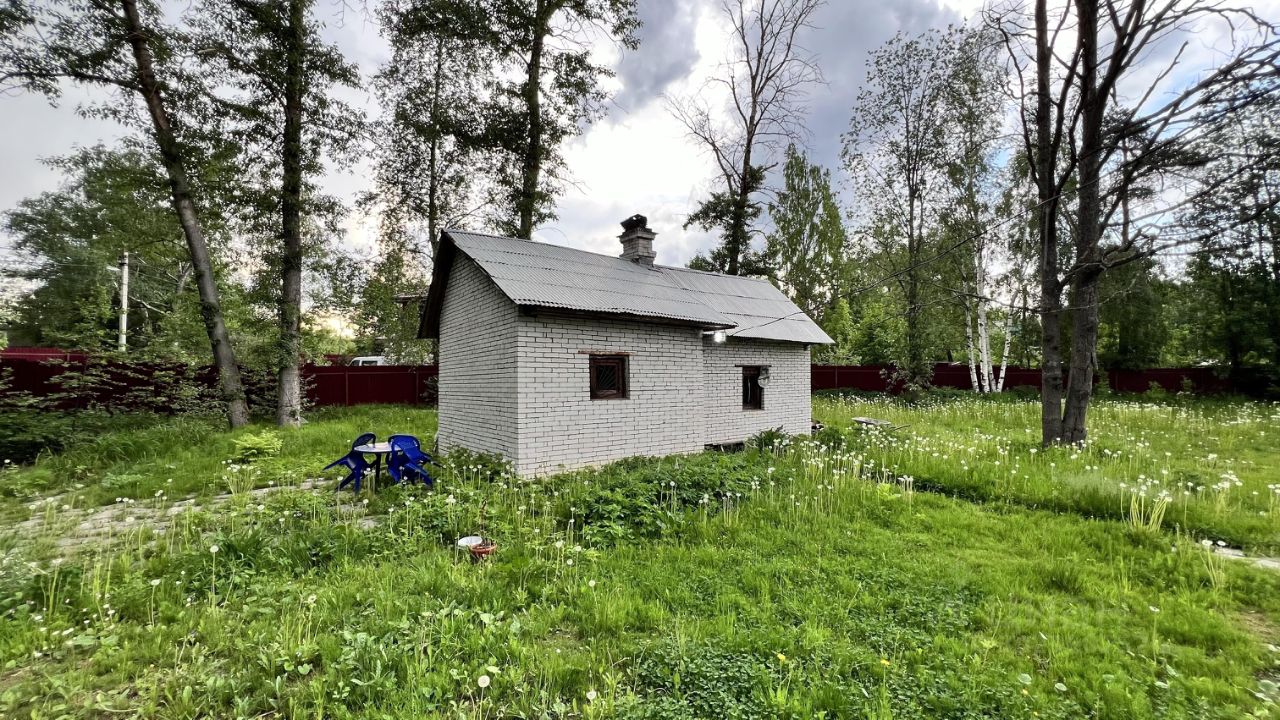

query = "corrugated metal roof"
[662,267,834,344]
[441,229,832,344]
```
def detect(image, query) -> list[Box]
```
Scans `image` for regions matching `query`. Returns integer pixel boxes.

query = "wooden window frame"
[742,366,764,410]
[589,354,629,400]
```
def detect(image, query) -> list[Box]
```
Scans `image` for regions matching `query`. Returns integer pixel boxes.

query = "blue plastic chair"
[326,432,376,492]
[387,434,437,487]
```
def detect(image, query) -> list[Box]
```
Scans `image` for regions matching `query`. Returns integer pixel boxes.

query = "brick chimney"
[618,213,657,266]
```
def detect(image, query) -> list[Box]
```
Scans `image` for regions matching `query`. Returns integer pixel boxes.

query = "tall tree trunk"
[995,289,1016,392]
[975,253,994,392]
[426,37,444,254]
[1062,0,1104,444]
[120,0,249,428]
[727,139,754,275]
[517,0,547,240]
[964,300,980,392]
[1034,0,1064,443]
[276,0,306,427]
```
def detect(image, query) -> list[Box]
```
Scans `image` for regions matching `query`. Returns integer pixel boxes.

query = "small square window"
[742,366,764,409]
[589,355,628,399]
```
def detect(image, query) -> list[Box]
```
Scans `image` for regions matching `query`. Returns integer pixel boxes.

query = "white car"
[348,356,388,367]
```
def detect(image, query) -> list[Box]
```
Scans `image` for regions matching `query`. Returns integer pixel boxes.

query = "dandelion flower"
[586,689,598,702]
[880,658,891,667]
[209,544,220,554]
[776,652,787,663]
[477,674,490,688]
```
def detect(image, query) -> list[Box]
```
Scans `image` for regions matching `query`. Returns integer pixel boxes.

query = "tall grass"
[0,401,1278,718]
[815,393,1280,551]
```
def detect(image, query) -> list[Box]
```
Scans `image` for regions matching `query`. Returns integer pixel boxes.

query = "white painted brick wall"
[701,338,812,444]
[436,254,518,457]
[436,257,815,475]
[514,311,707,476]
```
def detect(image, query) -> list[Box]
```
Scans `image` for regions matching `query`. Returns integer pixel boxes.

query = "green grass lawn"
[1,397,1278,719]
[816,392,1280,552]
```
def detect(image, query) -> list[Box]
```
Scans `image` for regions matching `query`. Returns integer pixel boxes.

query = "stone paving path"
[12,479,379,554]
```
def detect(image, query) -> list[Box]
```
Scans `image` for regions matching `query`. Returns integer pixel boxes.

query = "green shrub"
[231,430,283,462]
[747,426,790,453]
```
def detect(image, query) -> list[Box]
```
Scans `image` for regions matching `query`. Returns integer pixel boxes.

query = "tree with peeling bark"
[190,0,363,427]
[0,0,252,427]
[940,28,1011,394]
[996,0,1280,444]
[672,0,824,276]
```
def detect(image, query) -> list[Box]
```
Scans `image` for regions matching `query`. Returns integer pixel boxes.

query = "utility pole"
[117,251,129,353]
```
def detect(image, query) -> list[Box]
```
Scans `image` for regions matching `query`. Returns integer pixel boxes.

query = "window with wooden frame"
[742,366,764,409]
[589,354,628,399]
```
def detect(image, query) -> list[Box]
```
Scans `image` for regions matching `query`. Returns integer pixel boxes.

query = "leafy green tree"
[373,0,495,253]
[1,0,252,426]
[1096,257,1170,370]
[764,145,846,320]
[190,0,363,426]
[354,230,436,364]
[844,29,966,390]
[484,0,639,239]
[4,146,218,355]
[813,297,855,364]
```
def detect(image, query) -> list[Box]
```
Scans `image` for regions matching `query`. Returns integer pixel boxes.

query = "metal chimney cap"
[620,214,649,232]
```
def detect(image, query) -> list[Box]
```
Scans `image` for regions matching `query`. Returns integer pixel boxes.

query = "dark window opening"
[742,366,764,409]
[590,355,628,399]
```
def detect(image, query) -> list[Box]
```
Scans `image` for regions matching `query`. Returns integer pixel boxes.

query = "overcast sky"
[1,0,1272,270]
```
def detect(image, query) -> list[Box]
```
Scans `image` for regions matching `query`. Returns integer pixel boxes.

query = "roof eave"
[416,232,458,339]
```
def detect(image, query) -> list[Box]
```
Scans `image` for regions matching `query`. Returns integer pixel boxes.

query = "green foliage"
[2,146,239,358]
[231,430,284,462]
[0,402,1277,718]
[351,235,435,364]
[747,426,790,453]
[1097,258,1173,370]
[765,145,848,323]
[684,165,770,276]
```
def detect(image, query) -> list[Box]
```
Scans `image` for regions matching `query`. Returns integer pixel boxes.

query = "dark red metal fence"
[307,365,438,406]
[0,358,437,410]
[809,363,1236,394]
[0,355,1240,410]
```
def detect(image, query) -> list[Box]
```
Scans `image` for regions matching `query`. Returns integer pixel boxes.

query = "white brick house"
[418,215,832,477]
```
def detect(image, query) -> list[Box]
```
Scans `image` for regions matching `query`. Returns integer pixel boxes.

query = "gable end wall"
[436,254,518,458]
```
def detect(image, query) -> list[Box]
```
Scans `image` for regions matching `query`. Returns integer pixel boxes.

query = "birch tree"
[943,28,1008,393]
[844,29,963,390]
